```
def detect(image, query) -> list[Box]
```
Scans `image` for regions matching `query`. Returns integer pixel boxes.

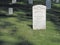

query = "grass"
[0,1,60,45]
[52,3,60,12]
[0,9,60,45]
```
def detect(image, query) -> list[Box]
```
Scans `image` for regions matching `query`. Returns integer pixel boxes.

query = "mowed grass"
[0,10,60,45]
[0,3,60,45]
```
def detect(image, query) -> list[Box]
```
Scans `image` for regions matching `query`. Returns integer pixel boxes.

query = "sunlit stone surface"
[33,5,46,30]
[8,8,13,15]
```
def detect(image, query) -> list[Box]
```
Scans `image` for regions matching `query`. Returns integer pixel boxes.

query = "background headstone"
[56,0,59,3]
[46,0,51,9]
[12,0,16,3]
[33,5,46,30]
[28,0,33,4]
[8,8,13,15]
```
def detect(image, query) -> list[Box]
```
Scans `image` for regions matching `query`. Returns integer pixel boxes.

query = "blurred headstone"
[53,0,55,2]
[12,0,16,4]
[56,0,59,3]
[33,5,46,30]
[8,8,13,15]
[46,0,51,9]
[28,0,33,4]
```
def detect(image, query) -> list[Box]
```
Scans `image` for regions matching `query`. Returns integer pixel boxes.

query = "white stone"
[8,8,13,15]
[33,5,46,30]
[56,0,59,3]
[12,0,16,3]
[28,0,33,4]
[46,0,51,9]
[53,0,55,2]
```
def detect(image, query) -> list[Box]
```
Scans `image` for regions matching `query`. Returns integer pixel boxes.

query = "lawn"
[0,1,60,45]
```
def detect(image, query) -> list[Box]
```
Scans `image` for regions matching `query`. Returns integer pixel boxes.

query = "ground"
[0,1,60,45]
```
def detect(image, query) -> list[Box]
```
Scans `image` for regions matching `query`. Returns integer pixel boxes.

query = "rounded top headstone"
[33,5,46,9]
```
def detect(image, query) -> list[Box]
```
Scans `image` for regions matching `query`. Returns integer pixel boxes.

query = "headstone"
[12,0,16,3]
[33,5,46,30]
[46,0,51,9]
[56,0,59,3]
[8,8,13,15]
[53,0,55,2]
[28,0,33,4]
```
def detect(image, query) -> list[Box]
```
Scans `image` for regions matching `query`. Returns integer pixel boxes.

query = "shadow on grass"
[47,9,60,31]
[0,20,33,45]
[0,21,14,29]
[0,40,5,45]
[17,40,33,45]
[0,14,16,18]
[13,4,32,22]
[0,40,33,45]
[16,13,32,21]
[51,38,60,43]
[28,25,32,29]
[0,37,34,45]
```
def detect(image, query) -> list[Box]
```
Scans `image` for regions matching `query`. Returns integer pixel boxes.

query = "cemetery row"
[6,0,60,15]
[3,0,46,30]
[0,0,60,15]
[0,0,60,30]
[6,0,46,14]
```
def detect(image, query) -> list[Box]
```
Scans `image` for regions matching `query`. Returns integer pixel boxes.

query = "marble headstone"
[28,0,33,4]
[8,8,13,15]
[33,5,46,30]
[46,0,51,9]
[56,0,59,3]
[12,0,16,3]
[53,0,55,2]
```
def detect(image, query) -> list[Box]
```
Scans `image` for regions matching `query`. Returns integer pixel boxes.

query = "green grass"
[0,9,60,45]
[52,4,60,12]
[0,1,60,45]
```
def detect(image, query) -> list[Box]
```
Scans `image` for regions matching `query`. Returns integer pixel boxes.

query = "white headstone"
[46,0,51,9]
[53,0,55,2]
[56,0,59,3]
[12,0,16,3]
[33,5,46,30]
[8,8,13,15]
[28,0,33,4]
